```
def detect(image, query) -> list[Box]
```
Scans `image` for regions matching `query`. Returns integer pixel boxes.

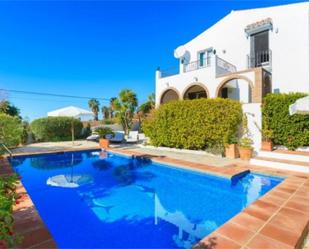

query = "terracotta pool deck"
[1,147,309,249]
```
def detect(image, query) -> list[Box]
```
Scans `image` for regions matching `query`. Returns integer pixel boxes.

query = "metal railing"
[160,66,179,78]
[0,143,12,158]
[247,49,272,68]
[183,57,211,73]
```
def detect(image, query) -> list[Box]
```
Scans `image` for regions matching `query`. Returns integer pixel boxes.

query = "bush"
[0,113,23,152]
[262,93,309,150]
[31,117,83,142]
[142,98,242,151]
[0,174,18,247]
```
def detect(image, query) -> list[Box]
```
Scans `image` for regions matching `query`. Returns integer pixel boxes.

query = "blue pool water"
[11,150,282,248]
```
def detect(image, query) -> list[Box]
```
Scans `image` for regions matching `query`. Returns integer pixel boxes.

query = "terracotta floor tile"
[260,223,301,247]
[251,200,280,213]
[18,227,52,248]
[230,213,265,232]
[243,205,273,221]
[268,208,308,234]
[285,200,309,214]
[216,222,255,245]
[30,239,58,249]
[194,232,241,249]
[260,194,287,206]
[247,234,294,249]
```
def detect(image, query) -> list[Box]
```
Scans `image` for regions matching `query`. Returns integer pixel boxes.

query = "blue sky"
[0,0,305,120]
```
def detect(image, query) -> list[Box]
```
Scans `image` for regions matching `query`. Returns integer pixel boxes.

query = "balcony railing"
[247,49,272,68]
[216,56,237,76]
[183,57,211,73]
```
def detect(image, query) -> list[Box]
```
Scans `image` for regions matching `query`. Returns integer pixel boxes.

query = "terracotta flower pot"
[239,147,253,160]
[99,138,109,149]
[224,144,239,159]
[261,140,273,151]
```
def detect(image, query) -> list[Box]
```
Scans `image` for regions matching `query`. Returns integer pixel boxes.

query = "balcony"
[159,55,237,79]
[247,49,272,69]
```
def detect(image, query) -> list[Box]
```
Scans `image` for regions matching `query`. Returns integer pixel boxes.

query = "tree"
[101,106,110,120]
[138,93,155,115]
[88,98,100,121]
[0,113,23,153]
[0,101,20,118]
[112,89,138,134]
[109,97,117,118]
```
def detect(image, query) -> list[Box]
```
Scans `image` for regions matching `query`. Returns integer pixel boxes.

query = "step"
[274,149,309,156]
[258,151,309,163]
[250,157,309,173]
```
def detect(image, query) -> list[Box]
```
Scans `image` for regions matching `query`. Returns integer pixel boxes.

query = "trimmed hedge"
[0,113,23,152]
[262,93,309,150]
[31,117,83,142]
[142,98,242,150]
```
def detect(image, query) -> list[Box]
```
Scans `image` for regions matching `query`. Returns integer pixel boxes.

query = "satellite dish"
[174,45,187,59]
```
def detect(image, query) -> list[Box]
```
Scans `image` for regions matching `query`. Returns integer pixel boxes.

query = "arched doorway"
[160,89,180,104]
[183,84,208,100]
[217,77,253,103]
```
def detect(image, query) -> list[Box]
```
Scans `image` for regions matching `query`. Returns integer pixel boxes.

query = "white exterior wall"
[156,2,309,105]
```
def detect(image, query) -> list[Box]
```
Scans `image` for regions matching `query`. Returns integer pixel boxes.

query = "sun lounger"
[126,131,139,143]
[86,133,100,142]
[107,131,124,143]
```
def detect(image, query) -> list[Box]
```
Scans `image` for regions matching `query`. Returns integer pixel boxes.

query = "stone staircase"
[250,149,309,173]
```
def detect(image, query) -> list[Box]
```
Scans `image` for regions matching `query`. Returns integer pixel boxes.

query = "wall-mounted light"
[194,77,198,82]
[165,82,169,87]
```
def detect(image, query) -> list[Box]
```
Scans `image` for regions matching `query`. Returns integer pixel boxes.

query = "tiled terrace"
[1,146,308,249]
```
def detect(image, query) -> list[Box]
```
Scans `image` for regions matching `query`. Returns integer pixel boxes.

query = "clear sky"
[0,0,305,120]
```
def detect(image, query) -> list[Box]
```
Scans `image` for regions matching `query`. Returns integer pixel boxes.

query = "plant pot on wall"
[99,139,110,149]
[261,140,273,151]
[224,144,239,159]
[239,147,253,160]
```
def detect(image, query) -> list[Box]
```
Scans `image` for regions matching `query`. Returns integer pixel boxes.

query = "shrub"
[0,113,23,153]
[31,117,83,142]
[142,98,242,151]
[0,174,19,247]
[262,93,309,150]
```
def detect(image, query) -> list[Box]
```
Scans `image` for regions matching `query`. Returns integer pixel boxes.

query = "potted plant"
[239,114,254,160]
[239,137,254,160]
[224,134,239,159]
[95,127,114,149]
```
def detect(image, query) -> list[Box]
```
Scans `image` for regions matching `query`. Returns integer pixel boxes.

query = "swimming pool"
[11,150,282,248]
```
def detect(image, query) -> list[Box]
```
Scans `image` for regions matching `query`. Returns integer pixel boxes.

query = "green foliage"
[239,114,253,149]
[31,117,83,142]
[142,98,242,151]
[95,127,114,138]
[0,174,19,247]
[112,89,138,134]
[0,101,20,118]
[262,93,309,150]
[88,98,100,121]
[101,106,110,120]
[81,123,92,138]
[0,113,23,153]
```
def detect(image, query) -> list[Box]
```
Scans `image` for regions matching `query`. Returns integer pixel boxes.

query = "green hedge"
[0,113,23,152]
[31,117,83,142]
[142,98,242,150]
[262,93,309,150]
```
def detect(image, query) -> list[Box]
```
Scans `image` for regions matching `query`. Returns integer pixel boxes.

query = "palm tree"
[101,106,110,120]
[112,89,138,134]
[88,98,100,121]
[109,97,117,118]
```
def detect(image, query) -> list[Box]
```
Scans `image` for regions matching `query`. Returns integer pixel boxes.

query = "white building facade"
[155,2,309,151]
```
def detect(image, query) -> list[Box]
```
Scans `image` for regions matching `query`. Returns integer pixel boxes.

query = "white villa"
[155,2,309,151]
